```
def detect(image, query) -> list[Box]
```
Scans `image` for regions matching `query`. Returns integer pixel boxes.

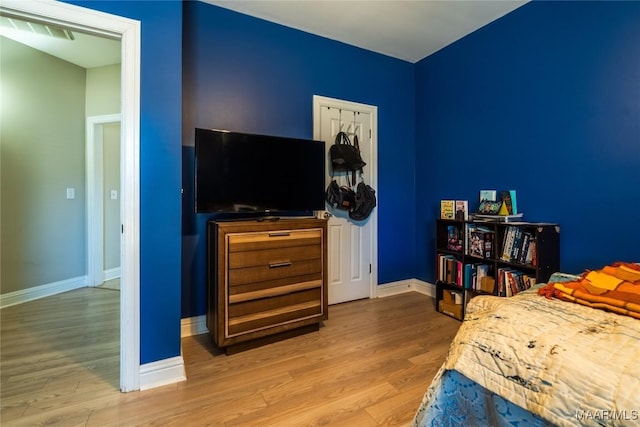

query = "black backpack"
[349,180,376,221]
[325,180,356,211]
[329,132,366,172]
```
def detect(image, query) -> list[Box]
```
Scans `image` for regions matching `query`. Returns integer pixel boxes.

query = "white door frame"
[87,114,121,287]
[312,95,379,299]
[1,0,141,392]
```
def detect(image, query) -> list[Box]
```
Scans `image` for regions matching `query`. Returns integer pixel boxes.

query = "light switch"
[110,190,118,200]
[66,188,75,199]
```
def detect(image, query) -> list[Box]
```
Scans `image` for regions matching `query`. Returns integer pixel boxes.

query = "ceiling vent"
[0,15,74,40]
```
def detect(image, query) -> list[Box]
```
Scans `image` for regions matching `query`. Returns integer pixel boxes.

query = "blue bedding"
[412,369,553,427]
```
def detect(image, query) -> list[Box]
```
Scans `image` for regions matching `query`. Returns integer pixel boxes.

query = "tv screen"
[195,128,326,214]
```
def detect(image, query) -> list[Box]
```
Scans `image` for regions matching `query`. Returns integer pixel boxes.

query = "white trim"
[139,356,186,391]
[0,276,87,309]
[312,95,379,301]
[104,267,121,282]
[412,279,436,297]
[87,114,122,288]
[1,0,141,392]
[181,315,208,338]
[119,7,142,394]
[374,279,435,298]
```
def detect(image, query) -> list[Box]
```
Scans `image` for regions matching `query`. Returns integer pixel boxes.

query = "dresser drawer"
[228,244,321,269]
[228,229,322,252]
[228,258,322,286]
[227,228,323,287]
[228,289,322,336]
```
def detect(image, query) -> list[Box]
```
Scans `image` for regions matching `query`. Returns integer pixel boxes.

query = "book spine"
[501,226,515,261]
[510,227,523,262]
[507,270,518,296]
[483,232,494,259]
[446,257,454,283]
[518,233,531,264]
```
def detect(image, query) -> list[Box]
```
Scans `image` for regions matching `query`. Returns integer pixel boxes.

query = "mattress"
[413,273,640,427]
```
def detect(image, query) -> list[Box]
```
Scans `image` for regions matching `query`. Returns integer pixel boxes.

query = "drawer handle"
[269,261,292,268]
[268,232,290,237]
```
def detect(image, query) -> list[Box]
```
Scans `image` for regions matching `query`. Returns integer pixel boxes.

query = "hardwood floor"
[1,289,460,426]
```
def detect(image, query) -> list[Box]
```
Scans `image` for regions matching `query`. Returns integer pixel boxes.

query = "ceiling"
[0,0,528,67]
[203,0,529,63]
[0,13,120,69]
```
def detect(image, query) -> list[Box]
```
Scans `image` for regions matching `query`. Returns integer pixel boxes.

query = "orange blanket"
[538,262,640,319]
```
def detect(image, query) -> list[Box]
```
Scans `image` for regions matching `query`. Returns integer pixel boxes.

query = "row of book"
[500,226,537,265]
[497,267,536,297]
[437,254,492,291]
[443,223,496,259]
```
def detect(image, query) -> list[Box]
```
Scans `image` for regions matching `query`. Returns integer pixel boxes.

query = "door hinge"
[369,129,371,138]
[369,264,372,274]
[121,224,124,234]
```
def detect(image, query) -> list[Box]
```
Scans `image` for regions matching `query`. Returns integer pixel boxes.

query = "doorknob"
[323,211,332,219]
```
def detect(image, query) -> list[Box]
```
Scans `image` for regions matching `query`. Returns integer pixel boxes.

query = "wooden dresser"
[207,217,328,353]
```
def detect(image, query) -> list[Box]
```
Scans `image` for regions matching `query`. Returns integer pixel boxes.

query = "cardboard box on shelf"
[480,276,496,294]
[438,300,463,320]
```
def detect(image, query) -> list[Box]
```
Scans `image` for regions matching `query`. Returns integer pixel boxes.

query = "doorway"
[313,95,379,305]
[0,1,141,391]
[87,115,122,288]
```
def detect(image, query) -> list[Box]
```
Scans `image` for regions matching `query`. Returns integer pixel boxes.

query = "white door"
[313,96,378,305]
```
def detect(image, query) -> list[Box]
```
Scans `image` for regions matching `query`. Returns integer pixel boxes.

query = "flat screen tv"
[195,128,326,214]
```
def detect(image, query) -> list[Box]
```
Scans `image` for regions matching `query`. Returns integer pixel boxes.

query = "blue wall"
[415,1,640,281]
[181,2,416,318]
[68,1,183,364]
[66,0,640,366]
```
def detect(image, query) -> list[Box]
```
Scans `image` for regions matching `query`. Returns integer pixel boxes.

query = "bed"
[412,267,640,427]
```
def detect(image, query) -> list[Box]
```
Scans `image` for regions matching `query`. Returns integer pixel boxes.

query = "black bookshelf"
[434,218,560,320]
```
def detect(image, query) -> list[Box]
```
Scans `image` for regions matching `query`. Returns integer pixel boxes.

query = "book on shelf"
[474,264,491,291]
[526,237,537,266]
[509,190,517,215]
[463,263,476,289]
[497,267,515,297]
[447,225,463,252]
[437,254,465,287]
[437,254,456,283]
[500,226,537,265]
[455,200,469,221]
[499,190,515,215]
[479,190,497,202]
[467,225,494,259]
[500,269,534,297]
[500,226,515,261]
[440,200,455,219]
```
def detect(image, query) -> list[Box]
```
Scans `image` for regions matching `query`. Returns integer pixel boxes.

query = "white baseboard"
[139,356,186,391]
[0,276,88,309]
[181,314,208,337]
[374,278,435,298]
[104,267,121,281]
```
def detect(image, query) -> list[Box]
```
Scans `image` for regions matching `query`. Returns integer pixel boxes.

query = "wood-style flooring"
[1,288,460,426]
